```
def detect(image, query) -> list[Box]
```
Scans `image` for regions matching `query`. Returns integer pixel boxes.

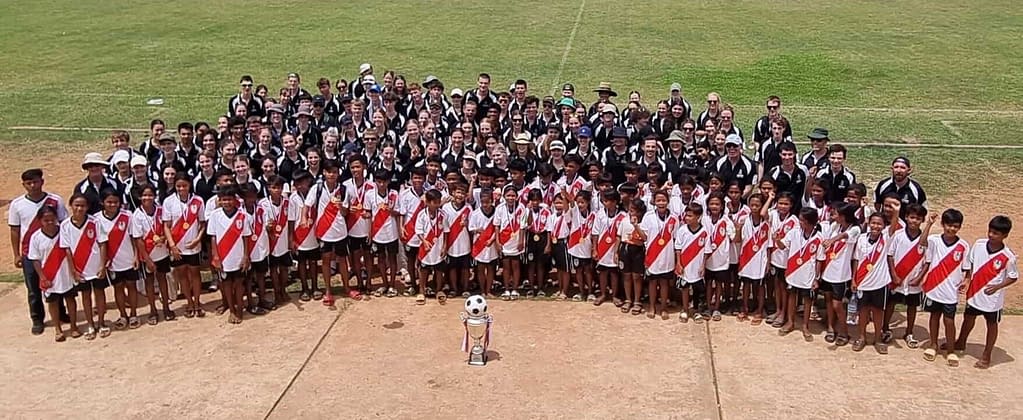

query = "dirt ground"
[1,285,1022,419]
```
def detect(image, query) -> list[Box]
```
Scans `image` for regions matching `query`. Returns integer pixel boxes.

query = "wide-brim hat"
[557,97,575,108]
[807,127,830,140]
[593,82,617,97]
[294,107,314,118]
[666,130,685,143]
[81,152,108,169]
[423,75,443,90]
[513,134,532,145]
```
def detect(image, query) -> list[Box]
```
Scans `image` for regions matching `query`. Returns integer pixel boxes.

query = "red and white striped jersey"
[921,234,970,304]
[364,189,400,245]
[567,206,595,259]
[853,233,891,292]
[7,192,67,257]
[415,209,447,265]
[640,211,679,275]
[702,214,735,272]
[768,210,798,269]
[965,240,1018,312]
[246,201,272,262]
[343,178,375,238]
[206,208,251,272]
[783,227,824,289]
[60,217,106,280]
[888,229,930,295]
[674,223,710,284]
[818,224,860,283]
[592,209,624,267]
[161,194,205,256]
[28,230,74,295]
[469,208,500,263]
[264,196,294,258]
[443,202,473,257]
[494,203,529,256]
[290,191,319,251]
[96,210,136,272]
[546,210,571,243]
[737,215,772,280]
[131,205,169,262]
[726,203,751,264]
[305,182,350,242]
[399,187,426,247]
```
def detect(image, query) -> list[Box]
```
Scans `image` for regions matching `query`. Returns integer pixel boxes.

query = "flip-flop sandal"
[69,329,82,339]
[322,294,336,307]
[313,290,324,300]
[114,318,128,330]
[825,332,836,343]
[248,306,268,315]
[852,339,866,352]
[214,305,228,316]
[55,332,67,342]
[712,311,722,322]
[631,304,643,316]
[923,348,937,362]
[835,335,850,347]
[572,294,583,302]
[750,316,763,326]
[373,287,385,297]
[84,327,96,340]
[195,308,206,318]
[679,312,689,323]
[661,312,670,321]
[620,302,632,313]
[770,318,785,328]
[147,314,159,326]
[693,313,705,324]
[613,298,624,307]
[947,353,960,367]
[128,316,141,329]
[974,360,990,369]
[262,300,277,311]
[164,309,176,321]
[184,309,195,318]
[737,313,747,322]
[347,290,363,300]
[415,294,426,305]
[802,330,814,342]
[228,314,240,324]
[99,326,111,338]
[778,326,794,336]
[386,288,398,298]
[875,343,889,355]
[905,335,920,349]
[300,292,312,302]
[438,294,448,305]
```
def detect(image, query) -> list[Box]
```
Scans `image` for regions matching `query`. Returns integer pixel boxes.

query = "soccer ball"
[464,295,488,317]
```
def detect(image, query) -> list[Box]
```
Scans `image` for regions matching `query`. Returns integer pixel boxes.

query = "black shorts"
[269,253,294,268]
[923,296,957,318]
[705,269,729,287]
[170,253,201,267]
[250,258,269,273]
[619,244,644,274]
[525,233,548,264]
[152,257,171,274]
[108,269,139,285]
[678,278,706,291]
[373,240,399,256]
[75,278,109,292]
[222,270,245,281]
[295,248,322,261]
[347,236,370,253]
[771,266,786,280]
[647,272,673,282]
[739,276,763,285]
[421,260,446,271]
[551,242,571,271]
[965,304,1001,323]
[858,287,889,310]
[447,254,471,269]
[889,291,921,307]
[821,280,849,300]
[321,238,349,256]
[786,284,812,298]
[45,289,77,303]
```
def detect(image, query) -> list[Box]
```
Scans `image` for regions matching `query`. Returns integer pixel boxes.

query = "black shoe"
[31,323,44,335]
[59,313,72,323]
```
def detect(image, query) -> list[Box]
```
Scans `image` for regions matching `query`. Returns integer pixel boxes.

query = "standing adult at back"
[873,156,927,212]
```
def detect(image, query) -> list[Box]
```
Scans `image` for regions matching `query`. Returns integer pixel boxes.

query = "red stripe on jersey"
[472,222,497,259]
[370,191,396,240]
[853,236,886,287]
[417,213,443,260]
[645,216,678,267]
[402,202,426,242]
[679,230,709,267]
[893,235,926,279]
[345,183,371,230]
[922,242,968,293]
[269,200,289,251]
[216,212,247,263]
[595,214,625,260]
[786,237,822,277]
[821,239,847,271]
[966,253,1010,300]
[294,205,313,245]
[105,213,132,262]
[20,197,58,256]
[498,207,523,246]
[250,207,265,246]
[41,239,66,290]
[315,188,344,238]
[738,222,771,272]
[446,207,472,248]
[568,212,595,248]
[72,221,98,274]
[143,207,163,253]
[710,218,728,249]
[170,197,202,243]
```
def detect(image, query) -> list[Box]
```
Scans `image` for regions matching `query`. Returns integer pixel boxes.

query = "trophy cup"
[460,295,492,366]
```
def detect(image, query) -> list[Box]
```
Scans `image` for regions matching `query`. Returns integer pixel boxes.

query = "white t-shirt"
[343,178,375,238]
[161,194,206,256]
[965,240,1017,312]
[96,210,136,272]
[28,230,74,295]
[888,229,930,295]
[399,188,426,247]
[547,210,571,243]
[443,202,473,257]
[364,189,400,245]
[567,206,595,259]
[304,181,350,242]
[7,193,67,258]
[493,203,529,256]
[131,205,169,262]
[674,223,710,284]
[640,211,679,275]
[246,202,271,263]
[557,174,590,198]
[60,217,106,280]
[726,203,751,265]
[783,227,823,289]
[737,215,771,280]
[526,205,552,236]
[469,207,500,263]
[592,209,625,267]
[264,196,293,257]
[206,208,252,272]
[702,214,736,272]
[921,234,970,304]
[853,233,891,292]
[290,191,319,251]
[415,209,447,265]
[818,224,861,283]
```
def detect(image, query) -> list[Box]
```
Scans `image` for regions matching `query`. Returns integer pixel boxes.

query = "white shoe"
[501,290,511,301]
[510,290,520,300]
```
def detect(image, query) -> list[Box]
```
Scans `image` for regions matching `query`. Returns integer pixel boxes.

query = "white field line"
[552,0,586,91]
[7,126,148,132]
[730,104,1023,116]
[0,91,223,99]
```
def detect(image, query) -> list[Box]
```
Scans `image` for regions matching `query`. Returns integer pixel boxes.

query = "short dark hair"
[177,122,194,132]
[240,75,253,84]
[990,216,1013,235]
[267,175,287,188]
[21,168,43,181]
[685,203,704,217]
[424,189,442,202]
[941,208,964,226]
[905,203,927,219]
[779,142,797,153]
[218,185,240,198]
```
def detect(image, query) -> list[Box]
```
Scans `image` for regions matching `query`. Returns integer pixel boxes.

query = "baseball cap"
[450,88,463,98]
[112,150,131,165]
[362,75,376,85]
[340,115,354,125]
[158,133,177,144]
[725,134,742,146]
[130,155,148,168]
[312,95,326,106]
[561,83,575,92]
[892,156,911,167]
[359,63,372,74]
[550,141,566,151]
[601,103,618,114]
[578,126,592,138]
[670,82,682,92]
[612,127,629,138]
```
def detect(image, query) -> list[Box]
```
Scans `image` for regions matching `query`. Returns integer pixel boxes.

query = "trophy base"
[468,346,487,366]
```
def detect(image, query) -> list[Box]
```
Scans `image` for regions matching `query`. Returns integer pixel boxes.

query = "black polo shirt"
[755,138,793,177]
[815,166,856,204]
[73,176,124,214]
[711,155,757,190]
[874,177,927,208]
[769,164,809,203]
[753,115,793,147]
[800,150,829,171]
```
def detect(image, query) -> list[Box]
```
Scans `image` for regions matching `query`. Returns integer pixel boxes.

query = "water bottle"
[846,292,859,325]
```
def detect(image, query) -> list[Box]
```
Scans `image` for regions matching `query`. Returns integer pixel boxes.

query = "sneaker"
[881,330,893,344]
[501,290,511,301]
[536,289,547,298]
[386,288,398,298]
[586,294,597,302]
[572,294,583,301]
[31,323,44,335]
[510,290,520,300]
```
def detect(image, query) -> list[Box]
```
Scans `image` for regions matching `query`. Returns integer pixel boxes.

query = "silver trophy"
[460,295,492,366]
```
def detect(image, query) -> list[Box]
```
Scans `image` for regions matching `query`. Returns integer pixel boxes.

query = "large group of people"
[7,66,1018,369]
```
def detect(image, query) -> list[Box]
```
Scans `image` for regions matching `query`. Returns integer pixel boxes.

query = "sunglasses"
[513,119,523,122]
[707,100,718,104]
[241,83,253,87]
[767,105,779,110]
[683,127,694,131]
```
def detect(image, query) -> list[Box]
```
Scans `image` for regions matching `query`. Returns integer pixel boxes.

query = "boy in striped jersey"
[920,209,969,365]
[955,216,1017,369]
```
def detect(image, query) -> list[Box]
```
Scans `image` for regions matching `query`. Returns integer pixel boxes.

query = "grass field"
[0,0,1022,186]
